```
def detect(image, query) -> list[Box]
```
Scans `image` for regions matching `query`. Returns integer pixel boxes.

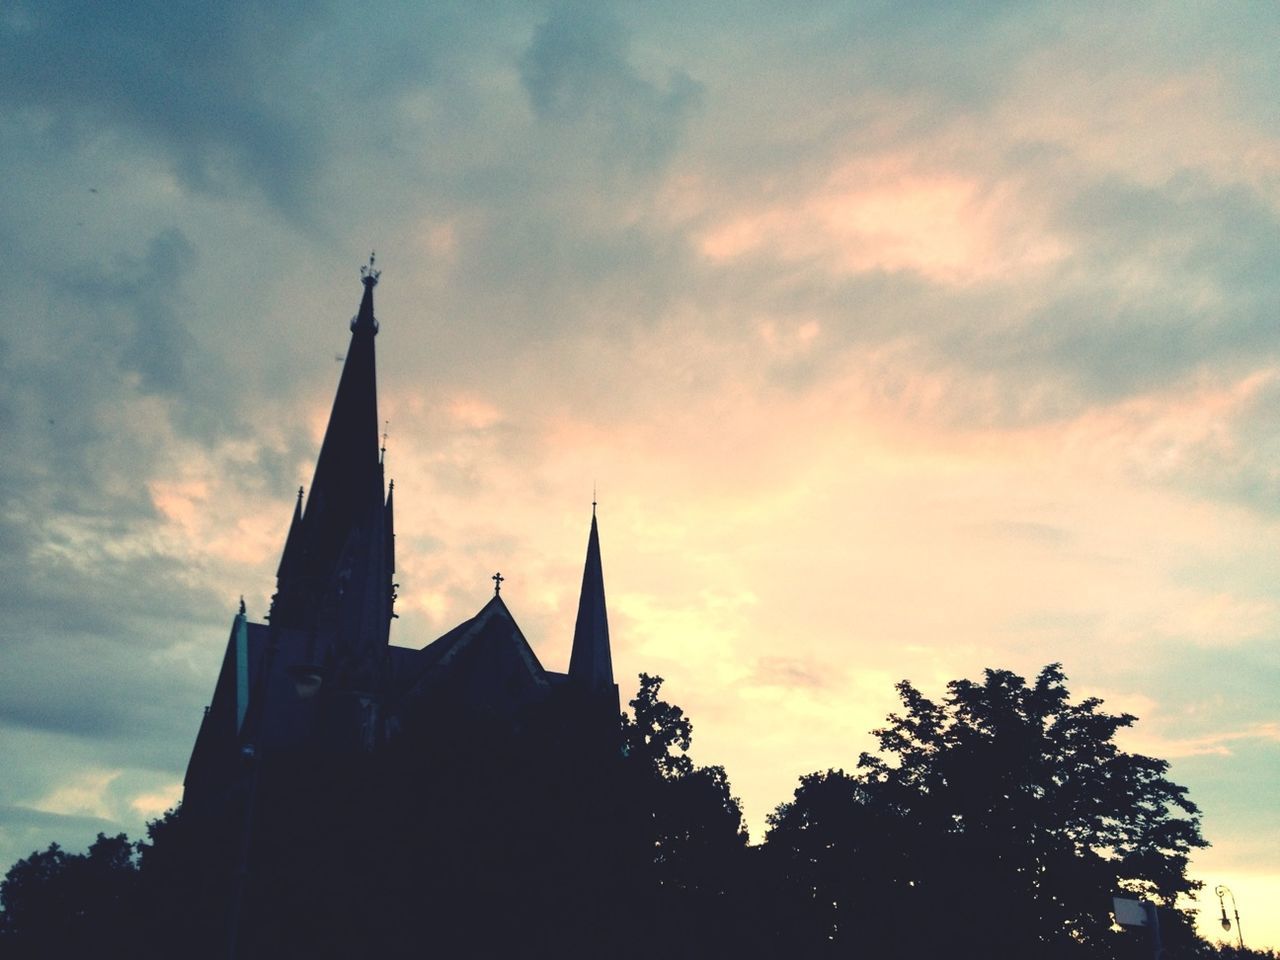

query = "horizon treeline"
[1,664,1271,960]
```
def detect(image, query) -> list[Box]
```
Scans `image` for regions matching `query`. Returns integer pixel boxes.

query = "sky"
[1,0,1277,947]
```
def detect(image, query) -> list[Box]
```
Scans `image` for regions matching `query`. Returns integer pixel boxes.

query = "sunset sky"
[2,0,1278,946]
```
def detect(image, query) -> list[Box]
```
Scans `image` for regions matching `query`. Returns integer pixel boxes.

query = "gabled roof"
[184,613,269,796]
[392,595,550,711]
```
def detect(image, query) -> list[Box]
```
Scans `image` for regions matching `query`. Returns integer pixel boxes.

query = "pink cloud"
[697,155,1068,284]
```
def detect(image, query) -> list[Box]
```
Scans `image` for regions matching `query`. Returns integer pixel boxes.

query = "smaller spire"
[569,507,613,692]
[492,571,504,596]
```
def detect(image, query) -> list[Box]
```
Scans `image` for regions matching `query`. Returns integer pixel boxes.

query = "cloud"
[698,155,1068,285]
[1139,723,1280,760]
[0,804,115,835]
[0,0,329,216]
[28,770,122,820]
[519,4,703,175]
[749,656,831,690]
[55,229,200,394]
[130,783,183,818]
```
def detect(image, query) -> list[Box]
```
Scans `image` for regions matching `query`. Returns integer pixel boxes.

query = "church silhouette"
[185,258,619,810]
[178,260,629,957]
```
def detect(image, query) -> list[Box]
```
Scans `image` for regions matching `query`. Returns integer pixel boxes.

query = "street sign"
[1113,897,1151,927]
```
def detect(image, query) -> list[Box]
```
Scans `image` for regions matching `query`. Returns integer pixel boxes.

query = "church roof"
[185,613,266,790]
[391,595,550,713]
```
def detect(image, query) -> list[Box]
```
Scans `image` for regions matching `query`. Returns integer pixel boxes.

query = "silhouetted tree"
[131,805,238,958]
[762,769,898,957]
[1193,947,1279,960]
[765,664,1207,959]
[619,674,751,956]
[622,672,695,779]
[0,833,138,959]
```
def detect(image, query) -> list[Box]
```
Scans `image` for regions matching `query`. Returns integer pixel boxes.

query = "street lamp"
[287,663,325,699]
[1215,884,1243,951]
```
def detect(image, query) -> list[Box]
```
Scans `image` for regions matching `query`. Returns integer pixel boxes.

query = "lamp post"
[1112,896,1163,960]
[1215,884,1243,951]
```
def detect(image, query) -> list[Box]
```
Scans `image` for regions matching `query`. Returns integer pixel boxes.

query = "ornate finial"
[380,420,389,464]
[296,485,304,503]
[389,478,394,492]
[492,571,504,596]
[592,481,597,517]
[360,251,381,286]
[239,595,246,616]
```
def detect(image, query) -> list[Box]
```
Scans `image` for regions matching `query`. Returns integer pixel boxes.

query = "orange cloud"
[698,156,1067,284]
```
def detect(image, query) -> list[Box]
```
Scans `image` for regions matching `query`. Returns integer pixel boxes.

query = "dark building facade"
[178,264,624,955]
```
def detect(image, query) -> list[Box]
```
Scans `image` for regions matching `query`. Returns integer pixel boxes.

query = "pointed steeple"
[568,505,614,692]
[270,258,390,638]
[309,257,383,520]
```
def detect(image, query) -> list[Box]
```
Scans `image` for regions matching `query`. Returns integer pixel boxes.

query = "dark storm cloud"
[57,229,197,396]
[0,629,214,767]
[0,506,225,643]
[0,315,154,525]
[520,4,703,175]
[0,227,234,516]
[0,226,253,757]
[399,4,707,349]
[46,228,250,445]
[0,0,328,217]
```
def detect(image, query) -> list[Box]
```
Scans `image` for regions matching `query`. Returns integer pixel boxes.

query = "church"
[153,261,745,960]
[182,256,620,818]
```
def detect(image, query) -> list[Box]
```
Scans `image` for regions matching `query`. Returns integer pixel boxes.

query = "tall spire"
[270,258,389,637]
[568,507,613,692]
[310,256,382,514]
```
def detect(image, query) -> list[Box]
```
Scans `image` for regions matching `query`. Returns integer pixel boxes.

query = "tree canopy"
[765,663,1208,959]
[0,833,138,959]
